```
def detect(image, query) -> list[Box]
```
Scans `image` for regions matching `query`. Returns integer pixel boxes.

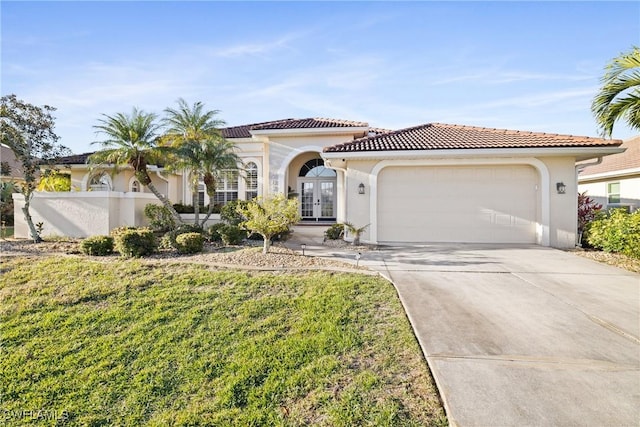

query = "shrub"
[165,224,204,247]
[80,235,114,256]
[113,227,157,258]
[220,200,249,225]
[110,226,137,238]
[175,232,205,254]
[587,209,640,259]
[173,203,221,214]
[325,223,345,240]
[218,224,247,246]
[144,204,176,232]
[208,223,227,243]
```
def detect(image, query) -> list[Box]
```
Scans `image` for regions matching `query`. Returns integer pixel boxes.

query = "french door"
[299,179,336,220]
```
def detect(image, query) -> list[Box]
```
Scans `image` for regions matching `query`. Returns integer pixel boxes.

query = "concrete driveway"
[356,244,640,427]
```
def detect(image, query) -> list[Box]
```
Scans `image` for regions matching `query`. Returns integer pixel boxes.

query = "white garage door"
[377,165,538,243]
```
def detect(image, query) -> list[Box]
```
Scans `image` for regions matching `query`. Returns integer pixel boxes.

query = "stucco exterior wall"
[335,155,581,249]
[13,192,160,238]
[267,134,358,194]
[539,156,579,248]
[578,175,640,211]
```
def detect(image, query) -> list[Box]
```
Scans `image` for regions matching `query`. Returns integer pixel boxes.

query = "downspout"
[574,157,602,246]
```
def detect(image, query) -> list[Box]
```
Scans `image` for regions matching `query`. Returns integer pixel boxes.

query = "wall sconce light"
[358,183,365,194]
[301,243,306,256]
[556,182,566,194]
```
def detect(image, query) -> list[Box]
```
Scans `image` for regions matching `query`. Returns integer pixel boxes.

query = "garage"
[376,165,539,243]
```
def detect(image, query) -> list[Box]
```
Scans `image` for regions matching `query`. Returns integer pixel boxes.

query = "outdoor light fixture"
[556,182,566,194]
[355,252,362,267]
[358,183,365,194]
[301,243,306,256]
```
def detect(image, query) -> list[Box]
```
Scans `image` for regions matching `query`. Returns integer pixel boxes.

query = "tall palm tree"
[172,138,242,227]
[592,46,640,137]
[163,99,241,226]
[89,108,183,224]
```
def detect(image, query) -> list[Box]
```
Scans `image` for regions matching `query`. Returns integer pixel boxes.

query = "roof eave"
[322,146,625,161]
[250,126,369,138]
[578,167,640,181]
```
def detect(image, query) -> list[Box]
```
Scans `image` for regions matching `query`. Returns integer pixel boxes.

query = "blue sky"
[2,1,639,154]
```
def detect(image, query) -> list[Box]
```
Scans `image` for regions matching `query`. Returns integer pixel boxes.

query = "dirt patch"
[570,249,640,273]
[0,238,369,272]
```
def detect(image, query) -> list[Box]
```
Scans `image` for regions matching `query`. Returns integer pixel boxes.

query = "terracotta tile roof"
[324,123,623,153]
[579,135,640,175]
[222,118,369,138]
[54,152,93,165]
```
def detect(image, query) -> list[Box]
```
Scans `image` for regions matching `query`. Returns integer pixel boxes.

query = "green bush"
[80,235,114,256]
[175,232,205,254]
[113,227,158,258]
[165,224,203,247]
[144,204,175,232]
[110,226,137,238]
[587,209,640,258]
[208,223,226,243]
[325,223,344,240]
[218,224,247,246]
[220,200,249,225]
[173,203,221,214]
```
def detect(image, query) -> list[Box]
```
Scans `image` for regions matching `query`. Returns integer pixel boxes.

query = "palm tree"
[89,108,183,224]
[172,138,242,227]
[163,99,241,227]
[592,46,640,137]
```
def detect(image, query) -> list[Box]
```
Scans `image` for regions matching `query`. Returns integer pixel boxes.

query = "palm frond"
[592,46,640,137]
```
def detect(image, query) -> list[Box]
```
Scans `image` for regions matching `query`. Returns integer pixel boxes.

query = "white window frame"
[214,170,239,205]
[245,162,259,201]
[87,172,112,191]
[607,182,621,205]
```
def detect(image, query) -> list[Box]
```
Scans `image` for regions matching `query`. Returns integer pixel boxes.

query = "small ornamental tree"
[578,192,603,236]
[0,94,71,242]
[238,193,301,254]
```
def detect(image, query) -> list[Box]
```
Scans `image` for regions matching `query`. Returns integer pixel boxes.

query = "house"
[578,135,639,212]
[1,143,26,185]
[14,118,623,248]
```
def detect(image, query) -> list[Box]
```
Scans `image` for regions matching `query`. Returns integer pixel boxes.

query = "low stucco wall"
[179,214,222,229]
[13,192,160,239]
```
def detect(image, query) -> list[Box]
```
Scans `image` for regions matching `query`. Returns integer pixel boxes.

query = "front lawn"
[0,256,446,426]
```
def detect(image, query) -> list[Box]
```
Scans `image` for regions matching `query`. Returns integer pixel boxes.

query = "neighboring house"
[1,143,26,185]
[578,135,639,212]
[16,118,623,248]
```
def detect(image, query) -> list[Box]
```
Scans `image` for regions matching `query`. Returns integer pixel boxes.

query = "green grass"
[1,226,14,238]
[0,256,447,426]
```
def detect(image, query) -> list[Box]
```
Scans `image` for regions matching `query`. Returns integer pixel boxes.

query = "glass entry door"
[299,179,336,220]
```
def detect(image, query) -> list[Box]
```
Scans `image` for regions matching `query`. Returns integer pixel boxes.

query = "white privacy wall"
[13,192,160,238]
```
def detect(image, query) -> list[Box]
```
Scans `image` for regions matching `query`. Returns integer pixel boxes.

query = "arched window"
[88,172,111,191]
[298,159,336,178]
[246,162,258,200]
[131,180,140,193]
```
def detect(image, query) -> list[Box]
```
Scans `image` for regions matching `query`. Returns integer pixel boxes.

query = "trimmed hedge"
[144,204,175,232]
[80,235,114,256]
[164,224,205,249]
[218,224,246,246]
[587,209,640,259]
[112,227,158,258]
[208,223,226,243]
[175,232,205,254]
